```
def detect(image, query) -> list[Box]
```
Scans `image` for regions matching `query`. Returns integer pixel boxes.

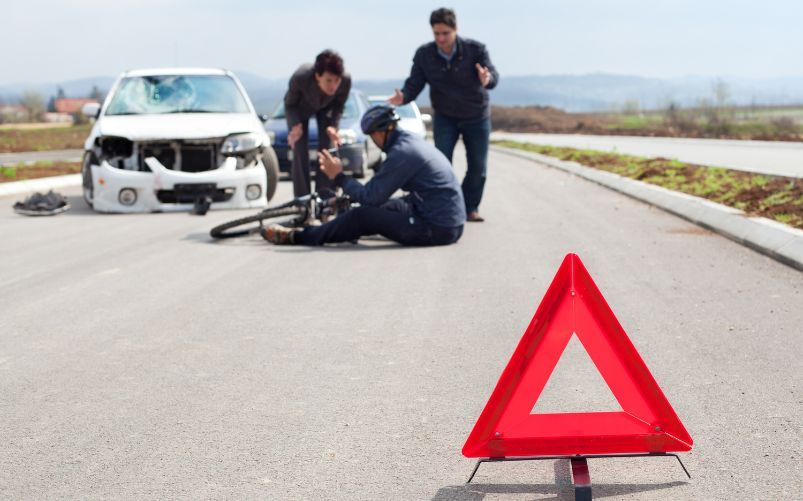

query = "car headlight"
[222,132,265,156]
[337,129,357,145]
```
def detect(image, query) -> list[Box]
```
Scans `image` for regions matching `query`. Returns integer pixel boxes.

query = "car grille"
[138,141,220,172]
[156,183,235,204]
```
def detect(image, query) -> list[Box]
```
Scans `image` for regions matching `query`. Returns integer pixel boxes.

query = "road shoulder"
[0,174,81,198]
[493,145,803,271]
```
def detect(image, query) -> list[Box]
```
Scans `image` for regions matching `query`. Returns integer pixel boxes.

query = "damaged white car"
[80,68,279,213]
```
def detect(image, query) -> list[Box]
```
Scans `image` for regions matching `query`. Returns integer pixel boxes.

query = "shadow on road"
[431,481,687,500]
[433,459,688,500]
[23,195,109,217]
[198,237,405,251]
[63,195,97,216]
[192,230,407,250]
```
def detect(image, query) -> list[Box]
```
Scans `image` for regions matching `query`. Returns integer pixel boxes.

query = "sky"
[3,0,803,86]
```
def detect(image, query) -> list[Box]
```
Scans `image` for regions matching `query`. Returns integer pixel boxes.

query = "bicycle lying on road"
[209,189,353,239]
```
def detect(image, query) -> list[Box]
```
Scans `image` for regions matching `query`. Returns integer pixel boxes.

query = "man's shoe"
[467,211,485,222]
[260,224,296,245]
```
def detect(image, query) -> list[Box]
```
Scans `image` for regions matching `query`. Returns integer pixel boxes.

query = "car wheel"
[81,151,97,208]
[263,146,280,201]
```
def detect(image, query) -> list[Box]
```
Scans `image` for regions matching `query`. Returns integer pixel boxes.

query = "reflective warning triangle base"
[463,253,693,458]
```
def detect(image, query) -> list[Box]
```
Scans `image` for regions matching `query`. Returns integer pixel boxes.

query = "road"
[492,132,803,178]
[1,148,801,499]
[0,148,82,166]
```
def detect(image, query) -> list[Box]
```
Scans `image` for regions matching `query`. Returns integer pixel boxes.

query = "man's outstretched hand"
[317,149,343,180]
[476,63,491,87]
[388,89,404,106]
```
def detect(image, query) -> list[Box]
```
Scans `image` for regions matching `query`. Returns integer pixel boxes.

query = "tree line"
[0,86,105,124]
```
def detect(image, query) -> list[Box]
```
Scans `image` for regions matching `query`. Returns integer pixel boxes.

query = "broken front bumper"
[90,156,269,213]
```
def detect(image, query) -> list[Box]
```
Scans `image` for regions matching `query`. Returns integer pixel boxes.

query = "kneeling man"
[262,105,466,246]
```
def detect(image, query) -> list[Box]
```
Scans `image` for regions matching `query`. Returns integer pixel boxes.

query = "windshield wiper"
[165,109,221,114]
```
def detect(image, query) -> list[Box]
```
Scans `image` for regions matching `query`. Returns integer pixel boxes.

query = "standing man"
[389,7,498,222]
[285,49,351,197]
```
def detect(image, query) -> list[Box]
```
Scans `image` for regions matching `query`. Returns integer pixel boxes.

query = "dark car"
[263,90,381,179]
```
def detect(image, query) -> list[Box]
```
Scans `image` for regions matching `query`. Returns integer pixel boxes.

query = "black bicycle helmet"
[360,105,400,134]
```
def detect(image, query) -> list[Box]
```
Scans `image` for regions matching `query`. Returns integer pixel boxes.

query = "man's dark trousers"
[291,111,336,197]
[432,112,490,214]
[294,198,463,246]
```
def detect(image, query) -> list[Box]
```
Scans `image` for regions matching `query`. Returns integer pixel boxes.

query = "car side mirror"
[82,103,101,119]
[258,114,269,123]
[421,113,432,124]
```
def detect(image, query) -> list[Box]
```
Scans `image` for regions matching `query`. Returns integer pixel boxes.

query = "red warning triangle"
[463,253,693,458]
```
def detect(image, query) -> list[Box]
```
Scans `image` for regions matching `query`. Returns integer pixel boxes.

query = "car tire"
[263,146,280,202]
[81,151,98,208]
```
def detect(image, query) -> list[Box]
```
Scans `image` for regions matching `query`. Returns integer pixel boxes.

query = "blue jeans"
[433,113,490,213]
[294,198,463,246]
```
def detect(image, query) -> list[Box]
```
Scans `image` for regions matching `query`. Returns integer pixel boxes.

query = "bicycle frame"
[286,189,351,226]
[209,189,353,239]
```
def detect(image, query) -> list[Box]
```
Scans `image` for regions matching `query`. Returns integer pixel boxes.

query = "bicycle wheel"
[210,205,304,239]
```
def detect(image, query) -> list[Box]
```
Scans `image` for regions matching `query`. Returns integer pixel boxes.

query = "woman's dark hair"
[314,50,344,77]
[430,7,457,28]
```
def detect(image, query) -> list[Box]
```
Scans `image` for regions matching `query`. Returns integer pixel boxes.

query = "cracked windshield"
[105,75,250,115]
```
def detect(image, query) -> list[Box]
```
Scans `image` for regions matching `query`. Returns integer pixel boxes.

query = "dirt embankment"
[0,125,91,153]
[489,106,606,133]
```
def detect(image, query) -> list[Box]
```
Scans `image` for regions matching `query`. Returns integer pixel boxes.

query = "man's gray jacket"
[284,64,352,129]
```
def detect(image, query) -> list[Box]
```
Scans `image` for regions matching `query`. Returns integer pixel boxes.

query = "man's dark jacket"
[400,36,499,120]
[335,128,466,228]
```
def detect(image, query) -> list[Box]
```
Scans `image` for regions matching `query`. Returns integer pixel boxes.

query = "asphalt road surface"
[492,132,803,178]
[0,149,83,166]
[1,148,801,499]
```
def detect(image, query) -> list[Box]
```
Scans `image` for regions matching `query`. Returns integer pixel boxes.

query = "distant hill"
[216,73,803,113]
[0,77,116,103]
[2,72,802,114]
[491,74,803,112]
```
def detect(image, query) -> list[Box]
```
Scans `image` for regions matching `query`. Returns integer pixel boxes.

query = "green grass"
[600,105,803,138]
[607,114,663,130]
[1,165,17,179]
[494,140,803,230]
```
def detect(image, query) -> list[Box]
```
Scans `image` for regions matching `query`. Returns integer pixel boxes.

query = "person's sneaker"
[260,224,296,245]
[467,211,485,222]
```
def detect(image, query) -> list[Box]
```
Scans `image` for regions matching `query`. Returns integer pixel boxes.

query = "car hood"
[98,113,261,141]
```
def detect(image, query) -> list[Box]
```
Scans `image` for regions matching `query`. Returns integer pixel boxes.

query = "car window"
[272,94,360,120]
[105,75,251,115]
